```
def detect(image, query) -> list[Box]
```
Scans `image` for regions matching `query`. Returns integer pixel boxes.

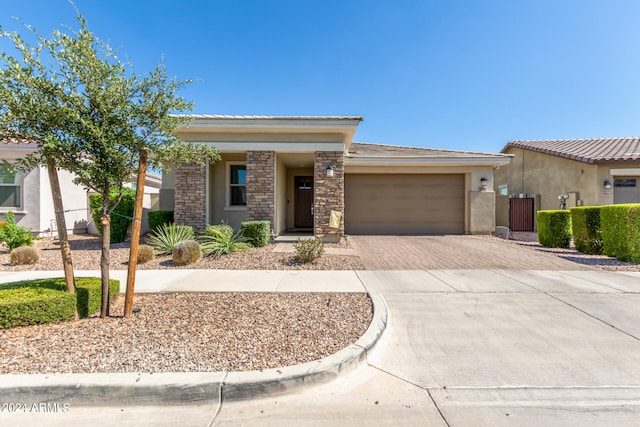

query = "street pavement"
[1,268,640,426]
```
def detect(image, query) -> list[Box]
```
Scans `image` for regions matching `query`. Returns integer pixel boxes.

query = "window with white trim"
[227,162,247,207]
[0,163,21,209]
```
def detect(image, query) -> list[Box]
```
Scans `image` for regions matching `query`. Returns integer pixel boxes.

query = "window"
[614,178,636,188]
[228,163,246,207]
[0,163,21,209]
[498,185,508,196]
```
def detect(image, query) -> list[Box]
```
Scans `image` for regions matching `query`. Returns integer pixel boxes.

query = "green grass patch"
[0,277,119,328]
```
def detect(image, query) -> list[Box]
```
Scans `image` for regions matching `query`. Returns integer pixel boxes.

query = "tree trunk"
[124,149,147,317]
[100,198,111,319]
[46,160,76,296]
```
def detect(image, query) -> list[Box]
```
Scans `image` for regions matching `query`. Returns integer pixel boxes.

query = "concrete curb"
[0,289,388,407]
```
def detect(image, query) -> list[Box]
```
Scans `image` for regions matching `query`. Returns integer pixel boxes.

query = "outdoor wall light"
[326,165,334,177]
[604,179,612,189]
[480,177,488,188]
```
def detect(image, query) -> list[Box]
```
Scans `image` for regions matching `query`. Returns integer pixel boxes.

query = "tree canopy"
[0,9,219,317]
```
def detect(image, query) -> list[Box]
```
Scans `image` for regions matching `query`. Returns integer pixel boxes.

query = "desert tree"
[0,22,81,298]
[0,11,219,318]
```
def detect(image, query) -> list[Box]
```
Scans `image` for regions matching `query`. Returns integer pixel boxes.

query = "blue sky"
[2,0,640,153]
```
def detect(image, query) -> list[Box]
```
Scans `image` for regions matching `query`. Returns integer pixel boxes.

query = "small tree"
[1,10,219,318]
[0,23,82,298]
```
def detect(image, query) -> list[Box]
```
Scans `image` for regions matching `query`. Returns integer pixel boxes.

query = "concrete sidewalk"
[0,269,368,293]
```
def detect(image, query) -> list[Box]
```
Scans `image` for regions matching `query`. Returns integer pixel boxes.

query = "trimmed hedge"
[89,188,136,243]
[601,204,640,263]
[147,210,174,234]
[0,277,119,328]
[537,210,572,248]
[570,206,603,255]
[241,220,271,247]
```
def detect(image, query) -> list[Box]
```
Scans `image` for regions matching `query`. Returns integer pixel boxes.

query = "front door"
[294,176,314,228]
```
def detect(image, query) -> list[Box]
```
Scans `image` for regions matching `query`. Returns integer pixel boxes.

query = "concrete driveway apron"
[216,237,640,425]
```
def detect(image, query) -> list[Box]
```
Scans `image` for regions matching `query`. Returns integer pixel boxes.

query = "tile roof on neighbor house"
[347,142,509,159]
[504,137,640,164]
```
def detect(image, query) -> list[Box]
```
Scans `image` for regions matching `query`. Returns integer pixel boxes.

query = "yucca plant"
[146,223,195,255]
[200,223,252,257]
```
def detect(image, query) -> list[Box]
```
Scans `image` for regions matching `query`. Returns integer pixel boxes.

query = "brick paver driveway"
[349,235,592,270]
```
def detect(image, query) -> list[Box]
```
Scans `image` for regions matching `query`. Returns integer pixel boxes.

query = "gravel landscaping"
[0,234,365,272]
[0,235,369,375]
[0,292,372,374]
[1,232,637,376]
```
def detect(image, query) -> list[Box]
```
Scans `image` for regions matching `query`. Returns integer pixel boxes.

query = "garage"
[613,177,640,204]
[344,174,465,234]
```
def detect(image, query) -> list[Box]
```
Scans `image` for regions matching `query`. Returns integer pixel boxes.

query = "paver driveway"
[349,235,592,270]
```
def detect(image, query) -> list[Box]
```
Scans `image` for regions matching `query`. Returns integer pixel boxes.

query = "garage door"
[613,177,640,204]
[344,174,465,234]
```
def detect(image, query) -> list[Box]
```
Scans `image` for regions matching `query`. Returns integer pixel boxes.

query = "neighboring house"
[494,137,640,231]
[161,115,511,241]
[2,140,162,236]
[1,140,89,235]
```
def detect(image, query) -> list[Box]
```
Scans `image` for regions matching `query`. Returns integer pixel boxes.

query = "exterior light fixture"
[326,165,334,177]
[604,179,612,189]
[480,177,488,191]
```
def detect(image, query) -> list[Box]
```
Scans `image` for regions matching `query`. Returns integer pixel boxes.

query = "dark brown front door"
[295,176,314,228]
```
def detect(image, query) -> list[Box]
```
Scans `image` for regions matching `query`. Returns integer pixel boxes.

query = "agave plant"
[146,223,195,255]
[200,223,252,257]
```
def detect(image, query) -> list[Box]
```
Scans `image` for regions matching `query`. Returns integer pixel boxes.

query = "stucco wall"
[494,147,600,210]
[41,167,89,234]
[468,190,495,234]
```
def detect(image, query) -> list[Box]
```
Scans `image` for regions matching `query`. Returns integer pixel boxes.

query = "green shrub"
[9,246,40,265]
[89,188,136,243]
[74,277,119,318]
[241,220,271,247]
[146,223,195,255]
[601,204,640,263]
[571,206,603,255]
[537,210,572,248]
[206,222,234,238]
[137,244,155,264]
[293,237,324,263]
[147,210,174,234]
[0,277,119,328]
[0,211,34,250]
[200,223,252,257]
[172,239,202,265]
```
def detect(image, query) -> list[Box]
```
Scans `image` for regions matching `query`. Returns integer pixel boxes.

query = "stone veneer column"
[174,162,207,233]
[246,151,275,232]
[314,151,344,243]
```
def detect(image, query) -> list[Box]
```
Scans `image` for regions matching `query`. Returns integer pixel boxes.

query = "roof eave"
[345,155,512,167]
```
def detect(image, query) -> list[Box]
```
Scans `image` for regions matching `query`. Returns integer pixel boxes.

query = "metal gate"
[509,198,534,232]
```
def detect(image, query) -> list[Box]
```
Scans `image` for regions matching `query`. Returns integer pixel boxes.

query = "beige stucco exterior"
[494,146,640,229]
[165,116,510,238]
